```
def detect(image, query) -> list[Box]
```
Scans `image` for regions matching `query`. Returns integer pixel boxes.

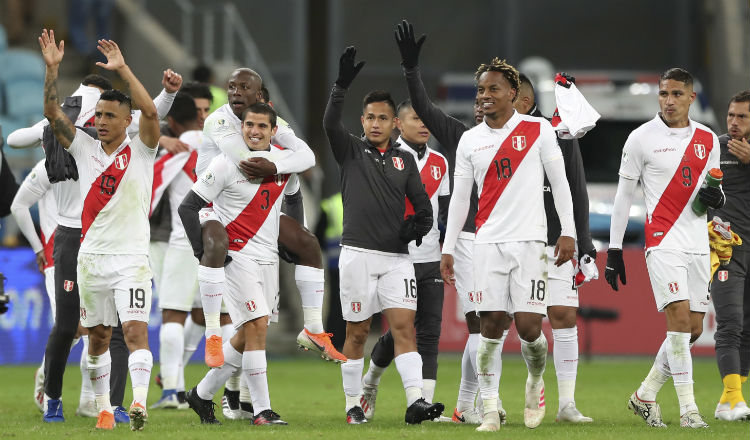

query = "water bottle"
[691,168,723,215]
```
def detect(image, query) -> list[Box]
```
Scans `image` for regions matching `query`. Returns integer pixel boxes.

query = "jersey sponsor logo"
[392,157,405,170]
[511,135,527,151]
[645,128,713,248]
[351,301,361,313]
[718,270,728,282]
[80,146,132,244]
[475,120,541,231]
[114,153,129,170]
[430,165,442,180]
[225,174,290,252]
[245,300,257,312]
[64,280,75,292]
[668,281,679,294]
[405,153,447,217]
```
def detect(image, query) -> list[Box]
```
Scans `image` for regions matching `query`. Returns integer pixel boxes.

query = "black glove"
[400,212,432,247]
[604,248,626,291]
[335,46,366,89]
[394,19,426,69]
[555,72,576,88]
[413,210,433,236]
[697,185,725,209]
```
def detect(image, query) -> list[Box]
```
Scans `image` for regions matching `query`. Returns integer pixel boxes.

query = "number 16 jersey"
[454,111,563,245]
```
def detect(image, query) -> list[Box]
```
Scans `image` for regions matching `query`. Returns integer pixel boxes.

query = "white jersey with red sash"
[192,147,299,263]
[151,130,200,249]
[398,138,449,263]
[20,160,58,269]
[619,115,720,253]
[67,129,157,255]
[454,111,563,245]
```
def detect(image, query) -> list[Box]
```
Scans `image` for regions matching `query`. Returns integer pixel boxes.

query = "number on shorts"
[681,166,692,187]
[129,288,146,309]
[403,279,417,298]
[493,158,513,179]
[529,279,545,301]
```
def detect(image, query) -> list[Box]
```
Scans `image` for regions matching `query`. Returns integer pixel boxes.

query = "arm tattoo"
[44,77,58,106]
[53,118,75,144]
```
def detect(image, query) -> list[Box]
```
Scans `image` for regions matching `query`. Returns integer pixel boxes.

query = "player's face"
[94,99,132,144]
[227,70,261,118]
[361,102,395,148]
[395,107,430,145]
[476,71,517,119]
[242,112,278,151]
[193,97,211,129]
[658,79,696,128]
[727,101,750,141]
[473,98,484,125]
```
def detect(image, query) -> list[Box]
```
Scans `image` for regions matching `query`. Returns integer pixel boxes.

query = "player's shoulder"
[28,159,50,184]
[517,112,551,128]
[691,120,719,143]
[204,105,234,128]
[426,147,448,165]
[179,130,202,150]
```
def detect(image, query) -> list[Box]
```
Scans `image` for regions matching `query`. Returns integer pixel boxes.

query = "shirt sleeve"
[192,156,228,203]
[453,133,474,180]
[270,124,316,174]
[10,162,50,253]
[7,119,46,149]
[539,121,564,164]
[439,157,451,196]
[608,176,638,249]
[618,132,643,180]
[284,173,301,196]
[709,132,721,171]
[66,128,98,158]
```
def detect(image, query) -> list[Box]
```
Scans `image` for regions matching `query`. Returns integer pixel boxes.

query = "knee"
[690,329,703,343]
[466,313,480,333]
[346,327,369,347]
[202,225,228,266]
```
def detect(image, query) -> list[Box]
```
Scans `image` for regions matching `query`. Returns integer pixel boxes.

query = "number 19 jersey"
[454,111,563,245]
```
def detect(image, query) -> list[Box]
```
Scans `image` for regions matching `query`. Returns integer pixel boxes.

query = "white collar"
[482,110,521,132]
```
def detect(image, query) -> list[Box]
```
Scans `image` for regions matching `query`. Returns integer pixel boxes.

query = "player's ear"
[394,117,402,130]
[125,113,132,127]
[271,125,278,136]
[689,91,696,104]
[360,115,365,126]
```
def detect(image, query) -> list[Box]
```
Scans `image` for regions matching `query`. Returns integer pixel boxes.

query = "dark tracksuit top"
[323,84,431,255]
[709,134,750,251]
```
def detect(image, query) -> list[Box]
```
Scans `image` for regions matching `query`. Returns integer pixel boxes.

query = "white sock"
[242,350,271,415]
[88,350,112,414]
[128,349,153,407]
[423,379,436,403]
[395,351,424,405]
[177,360,185,393]
[521,333,548,382]
[296,266,325,334]
[71,336,81,351]
[239,375,251,404]
[183,317,205,366]
[198,265,225,338]
[341,357,364,411]
[637,339,671,401]
[496,330,508,388]
[477,336,501,414]
[457,333,480,412]
[79,335,94,401]
[159,322,184,390]
[665,331,697,414]
[197,342,242,400]
[363,359,387,387]
[553,327,578,407]
[225,374,240,392]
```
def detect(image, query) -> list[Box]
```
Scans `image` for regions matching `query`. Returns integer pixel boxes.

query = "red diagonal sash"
[475,120,541,231]
[645,128,713,248]
[225,174,290,251]
[182,150,198,182]
[81,146,132,243]
[404,153,447,218]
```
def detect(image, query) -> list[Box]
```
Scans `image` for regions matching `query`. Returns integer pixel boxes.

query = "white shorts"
[224,254,279,329]
[77,253,153,327]
[546,245,579,308]
[454,236,477,316]
[473,241,548,315]
[199,207,220,226]
[149,241,169,293]
[158,245,199,312]
[645,249,710,313]
[339,247,417,322]
[44,266,55,318]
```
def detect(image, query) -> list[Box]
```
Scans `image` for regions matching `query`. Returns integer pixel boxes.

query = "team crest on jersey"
[473,291,483,304]
[718,270,728,282]
[668,282,679,294]
[430,165,442,180]
[80,307,86,319]
[275,174,285,186]
[392,157,405,170]
[351,302,361,313]
[64,280,75,292]
[512,135,527,151]
[245,300,257,312]
[114,153,129,170]
[694,143,706,159]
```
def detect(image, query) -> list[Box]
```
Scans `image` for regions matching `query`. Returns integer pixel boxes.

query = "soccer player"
[514,73,596,423]
[196,68,344,367]
[360,99,449,418]
[710,90,750,421]
[441,58,576,432]
[393,20,499,424]
[323,46,443,425]
[605,68,722,428]
[40,30,161,430]
[179,103,297,426]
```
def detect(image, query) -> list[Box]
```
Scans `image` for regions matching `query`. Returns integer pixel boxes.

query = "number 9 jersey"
[453,111,563,245]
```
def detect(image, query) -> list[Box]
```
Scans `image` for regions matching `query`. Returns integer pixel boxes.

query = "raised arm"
[323,47,365,164]
[39,29,75,149]
[561,138,595,256]
[95,39,160,148]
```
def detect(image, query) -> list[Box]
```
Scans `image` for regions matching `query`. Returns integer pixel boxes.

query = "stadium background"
[0,0,748,365]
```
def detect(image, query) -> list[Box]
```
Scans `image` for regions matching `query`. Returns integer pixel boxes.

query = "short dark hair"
[260,86,270,104]
[180,81,213,102]
[518,73,534,92]
[192,64,213,83]
[396,99,412,117]
[167,92,198,125]
[474,57,520,102]
[660,68,693,87]
[241,102,277,128]
[99,89,132,111]
[728,90,750,108]
[81,74,113,91]
[362,90,396,116]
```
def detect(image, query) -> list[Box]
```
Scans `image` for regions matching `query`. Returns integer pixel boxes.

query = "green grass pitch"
[1,355,748,439]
